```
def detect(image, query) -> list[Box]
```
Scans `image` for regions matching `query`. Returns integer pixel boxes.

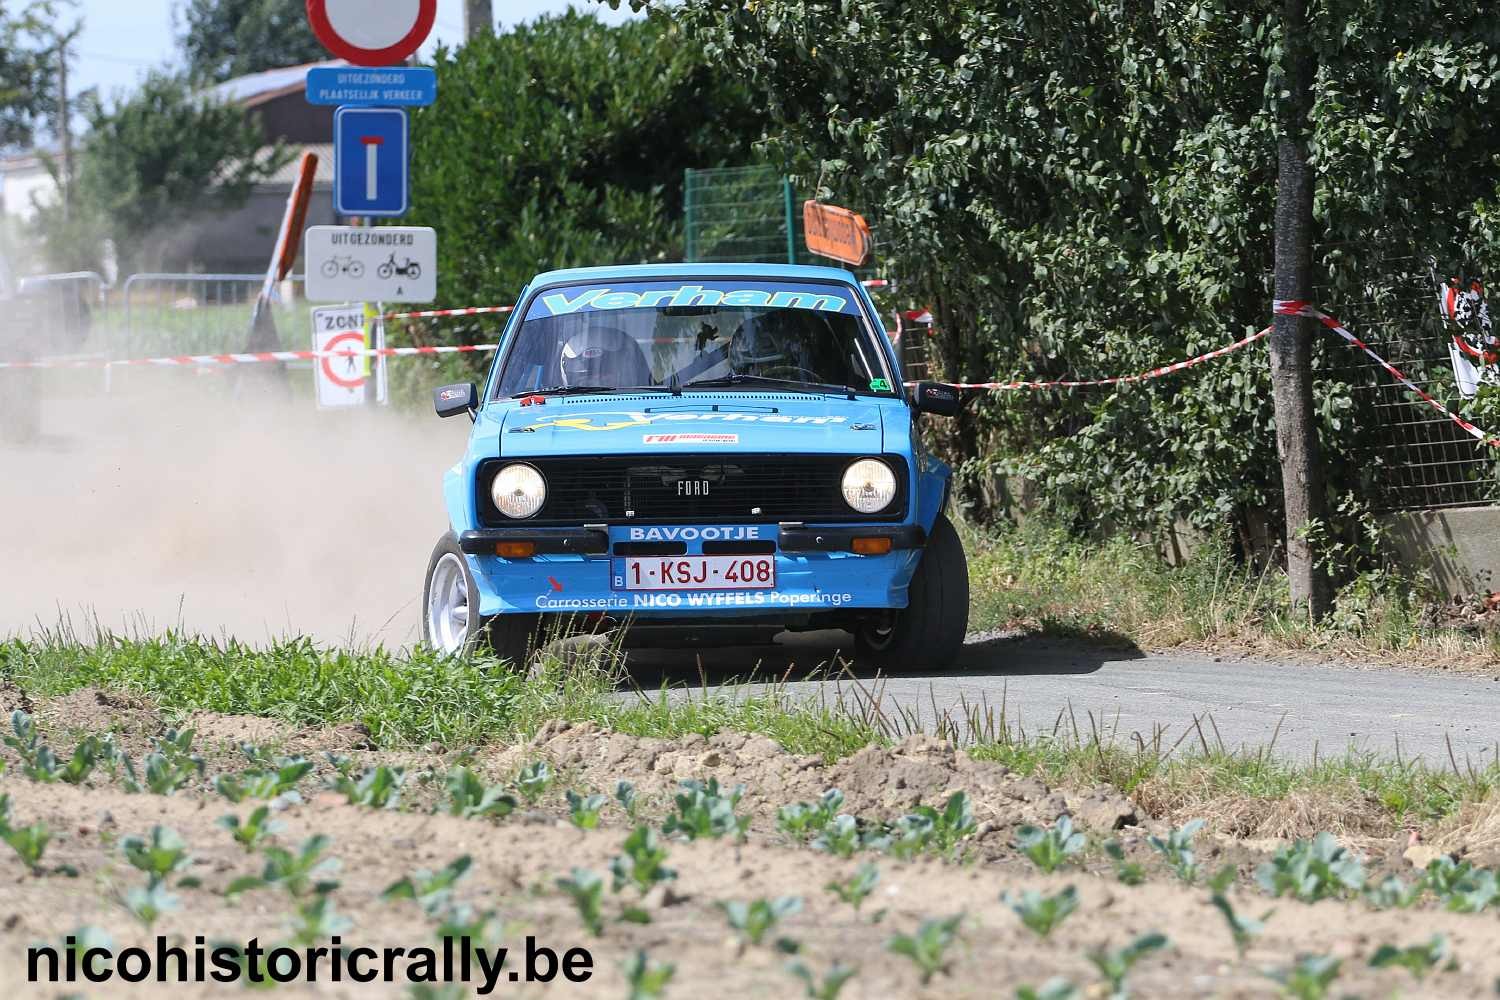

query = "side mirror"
[913,381,962,417]
[434,383,478,419]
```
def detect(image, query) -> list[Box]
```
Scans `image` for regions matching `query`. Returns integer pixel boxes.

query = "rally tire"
[854,513,968,669]
[422,533,542,667]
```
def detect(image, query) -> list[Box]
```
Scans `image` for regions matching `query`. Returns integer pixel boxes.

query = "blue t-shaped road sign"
[334,107,409,218]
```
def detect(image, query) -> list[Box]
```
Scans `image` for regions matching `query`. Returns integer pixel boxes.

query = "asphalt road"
[621,631,1500,764]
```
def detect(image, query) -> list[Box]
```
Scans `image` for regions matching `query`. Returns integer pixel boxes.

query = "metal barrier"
[121,273,308,364]
[15,270,110,357]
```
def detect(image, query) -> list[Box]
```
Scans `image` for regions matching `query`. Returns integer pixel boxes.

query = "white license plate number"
[616,555,776,591]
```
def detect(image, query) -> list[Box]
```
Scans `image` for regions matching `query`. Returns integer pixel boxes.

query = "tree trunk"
[464,0,494,39]
[1269,0,1332,617]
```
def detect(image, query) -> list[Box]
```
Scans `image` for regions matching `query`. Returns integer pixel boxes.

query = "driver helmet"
[728,314,811,376]
[559,326,651,387]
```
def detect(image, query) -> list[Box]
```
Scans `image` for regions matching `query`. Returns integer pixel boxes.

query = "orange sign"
[803,200,872,267]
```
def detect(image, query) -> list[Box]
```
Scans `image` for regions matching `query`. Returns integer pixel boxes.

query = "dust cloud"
[0,368,472,647]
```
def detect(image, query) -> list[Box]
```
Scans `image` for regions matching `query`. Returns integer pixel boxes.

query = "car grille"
[477,454,907,526]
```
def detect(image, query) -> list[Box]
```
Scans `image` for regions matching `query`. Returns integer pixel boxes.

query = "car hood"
[491,393,892,457]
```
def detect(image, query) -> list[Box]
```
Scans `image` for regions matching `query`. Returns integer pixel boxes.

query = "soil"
[3,691,1499,998]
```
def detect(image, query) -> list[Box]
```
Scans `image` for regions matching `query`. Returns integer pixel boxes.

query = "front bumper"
[464,522,926,618]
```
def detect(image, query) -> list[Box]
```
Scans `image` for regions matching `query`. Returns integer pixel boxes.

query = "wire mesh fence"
[683,165,802,264]
[1311,251,1500,512]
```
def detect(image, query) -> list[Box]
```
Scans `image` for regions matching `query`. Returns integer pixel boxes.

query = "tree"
[176,0,326,82]
[397,11,770,389]
[0,0,64,149]
[1269,0,1332,616]
[653,0,1500,570]
[32,71,288,271]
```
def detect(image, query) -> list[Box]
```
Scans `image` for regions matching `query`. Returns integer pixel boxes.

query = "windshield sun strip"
[488,276,901,402]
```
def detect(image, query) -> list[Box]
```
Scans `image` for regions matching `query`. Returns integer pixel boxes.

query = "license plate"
[615,555,776,591]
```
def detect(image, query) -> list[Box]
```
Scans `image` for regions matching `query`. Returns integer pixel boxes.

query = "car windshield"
[492,279,898,399]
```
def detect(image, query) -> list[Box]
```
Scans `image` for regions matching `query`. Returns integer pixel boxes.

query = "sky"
[70,1,637,101]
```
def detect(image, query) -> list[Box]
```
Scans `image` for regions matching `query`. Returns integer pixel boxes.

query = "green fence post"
[782,177,796,264]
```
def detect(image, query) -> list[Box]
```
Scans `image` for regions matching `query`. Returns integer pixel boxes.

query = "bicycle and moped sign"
[305,226,437,304]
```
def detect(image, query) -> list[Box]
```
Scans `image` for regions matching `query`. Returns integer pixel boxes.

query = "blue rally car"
[425,263,967,667]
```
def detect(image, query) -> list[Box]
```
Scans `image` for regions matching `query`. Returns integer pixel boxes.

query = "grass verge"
[2,627,1496,839]
[965,518,1500,663]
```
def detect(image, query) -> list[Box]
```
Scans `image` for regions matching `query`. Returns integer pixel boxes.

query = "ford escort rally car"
[424,263,967,667]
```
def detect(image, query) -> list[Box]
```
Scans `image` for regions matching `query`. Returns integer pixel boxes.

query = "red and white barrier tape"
[1274,299,1499,447]
[382,305,513,321]
[942,327,1269,390]
[0,343,499,371]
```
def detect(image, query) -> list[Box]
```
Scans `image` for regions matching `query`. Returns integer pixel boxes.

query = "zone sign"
[306,0,437,67]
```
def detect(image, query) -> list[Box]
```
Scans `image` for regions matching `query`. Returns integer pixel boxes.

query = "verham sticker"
[643,433,740,445]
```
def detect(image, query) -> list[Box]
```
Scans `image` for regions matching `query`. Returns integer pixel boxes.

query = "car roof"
[527,262,863,288]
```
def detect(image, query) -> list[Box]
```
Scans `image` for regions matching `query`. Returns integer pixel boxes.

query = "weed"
[825,862,880,912]
[788,960,857,999]
[882,792,976,859]
[1087,932,1167,998]
[1015,815,1086,874]
[777,789,845,841]
[1421,857,1499,913]
[118,883,177,930]
[1368,934,1453,979]
[384,857,474,916]
[287,895,352,946]
[719,896,802,947]
[1263,955,1341,999]
[227,834,340,898]
[515,760,553,804]
[435,904,503,949]
[3,710,47,778]
[811,814,863,858]
[887,914,963,984]
[1255,834,1365,901]
[1147,819,1205,884]
[332,765,406,809]
[614,780,639,819]
[1209,893,1269,957]
[610,825,676,895]
[1016,981,1079,1000]
[214,758,313,804]
[217,806,281,853]
[622,949,675,1000]
[1,819,50,873]
[1103,840,1146,885]
[1003,886,1079,938]
[445,766,517,819]
[1363,874,1422,909]
[557,868,605,936]
[566,790,608,830]
[662,777,749,842]
[121,826,192,888]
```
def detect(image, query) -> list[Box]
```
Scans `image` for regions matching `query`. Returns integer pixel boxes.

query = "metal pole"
[782,177,796,265]
[464,0,493,38]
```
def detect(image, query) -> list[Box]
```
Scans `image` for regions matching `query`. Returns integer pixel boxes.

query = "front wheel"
[422,533,542,667]
[377,264,394,280]
[321,260,339,279]
[854,513,969,669]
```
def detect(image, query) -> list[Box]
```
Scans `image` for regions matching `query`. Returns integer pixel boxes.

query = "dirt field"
[3,687,1500,998]
[0,380,467,647]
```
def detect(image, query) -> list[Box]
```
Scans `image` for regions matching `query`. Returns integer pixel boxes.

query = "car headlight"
[841,458,897,514]
[490,463,547,519]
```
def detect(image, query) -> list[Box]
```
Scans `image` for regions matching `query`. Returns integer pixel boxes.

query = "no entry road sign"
[306,0,437,67]
[334,107,409,218]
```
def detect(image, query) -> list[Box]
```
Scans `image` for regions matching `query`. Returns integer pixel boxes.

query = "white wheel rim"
[427,553,471,654]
